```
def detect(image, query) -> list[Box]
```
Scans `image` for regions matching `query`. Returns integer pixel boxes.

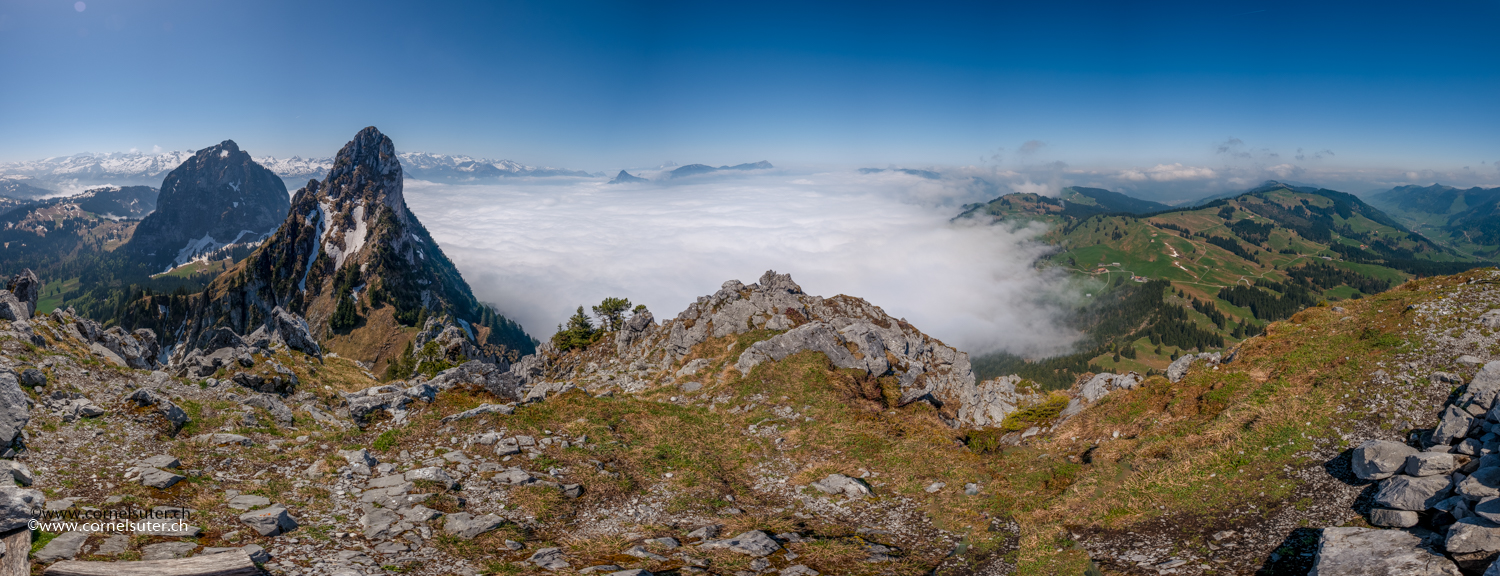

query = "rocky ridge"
[506,269,1074,429]
[147,127,533,369]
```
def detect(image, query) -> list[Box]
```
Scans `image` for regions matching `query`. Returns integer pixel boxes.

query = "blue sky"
[1,0,1496,186]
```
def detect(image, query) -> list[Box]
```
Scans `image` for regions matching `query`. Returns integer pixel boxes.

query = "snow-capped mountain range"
[0,150,598,196]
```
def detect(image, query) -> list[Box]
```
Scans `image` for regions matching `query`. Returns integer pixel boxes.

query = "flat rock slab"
[138,455,180,469]
[191,433,252,447]
[140,541,197,560]
[202,544,269,564]
[1447,517,1500,554]
[1312,527,1459,575]
[35,531,90,562]
[527,547,570,570]
[444,512,504,539]
[139,467,186,489]
[93,534,130,556]
[42,549,260,576]
[226,494,270,510]
[700,530,782,557]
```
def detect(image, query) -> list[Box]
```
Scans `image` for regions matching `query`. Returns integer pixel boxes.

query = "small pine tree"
[592,297,632,332]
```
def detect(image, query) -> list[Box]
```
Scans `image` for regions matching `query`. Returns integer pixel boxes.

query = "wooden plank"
[0,528,28,576]
[42,550,261,576]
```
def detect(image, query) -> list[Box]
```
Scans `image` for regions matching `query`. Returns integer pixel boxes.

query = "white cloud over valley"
[402,170,1084,359]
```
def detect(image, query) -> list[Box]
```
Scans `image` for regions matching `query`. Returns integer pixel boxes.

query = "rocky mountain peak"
[160,127,534,370]
[122,139,289,272]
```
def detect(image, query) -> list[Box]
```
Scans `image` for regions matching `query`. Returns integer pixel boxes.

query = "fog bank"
[403,170,1082,358]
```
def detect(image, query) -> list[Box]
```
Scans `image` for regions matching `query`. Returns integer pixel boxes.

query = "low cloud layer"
[403,170,1083,358]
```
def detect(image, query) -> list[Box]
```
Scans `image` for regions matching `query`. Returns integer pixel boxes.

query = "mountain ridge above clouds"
[0,149,599,194]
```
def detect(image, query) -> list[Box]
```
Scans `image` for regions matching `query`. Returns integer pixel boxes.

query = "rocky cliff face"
[123,140,289,273]
[504,269,1047,428]
[171,127,531,365]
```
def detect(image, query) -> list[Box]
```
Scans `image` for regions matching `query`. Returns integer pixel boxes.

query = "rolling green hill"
[1368,183,1500,258]
[962,181,1491,383]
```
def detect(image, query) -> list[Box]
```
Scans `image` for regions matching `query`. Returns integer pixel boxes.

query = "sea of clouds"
[402,169,1085,358]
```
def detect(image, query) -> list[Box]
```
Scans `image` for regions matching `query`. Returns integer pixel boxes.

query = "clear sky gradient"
[1,0,1496,180]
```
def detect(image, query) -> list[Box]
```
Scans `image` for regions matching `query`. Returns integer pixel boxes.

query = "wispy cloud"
[1117,163,1217,182]
[405,171,1083,358]
[1018,140,1047,155]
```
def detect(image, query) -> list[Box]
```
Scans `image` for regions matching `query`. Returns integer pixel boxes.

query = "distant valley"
[958,180,1494,385]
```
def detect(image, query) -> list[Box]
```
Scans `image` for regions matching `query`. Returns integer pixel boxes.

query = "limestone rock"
[1310,526,1458,575]
[0,370,29,448]
[141,541,197,560]
[6,269,39,315]
[1078,372,1141,403]
[1166,352,1222,383]
[34,531,89,562]
[228,494,271,510]
[126,388,190,431]
[1447,517,1500,554]
[0,487,46,531]
[810,473,872,498]
[238,503,298,537]
[527,547,570,570]
[405,466,457,489]
[0,291,27,322]
[242,393,294,426]
[700,530,782,557]
[1374,474,1453,510]
[0,460,33,486]
[1354,440,1420,481]
[1459,467,1500,500]
[1407,452,1462,477]
[1434,405,1477,445]
[139,467,186,489]
[444,512,505,539]
[1369,508,1419,527]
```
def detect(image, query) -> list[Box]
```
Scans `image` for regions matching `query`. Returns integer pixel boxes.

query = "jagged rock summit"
[171,127,532,368]
[607,170,647,184]
[514,269,1049,428]
[123,140,289,272]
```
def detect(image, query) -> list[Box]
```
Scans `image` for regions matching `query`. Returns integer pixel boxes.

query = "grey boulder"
[1353,440,1420,481]
[0,486,45,532]
[1446,517,1500,554]
[1406,452,1462,477]
[1433,405,1476,445]
[527,547,570,570]
[139,467,186,489]
[1310,526,1458,575]
[1459,466,1500,500]
[268,306,322,358]
[0,370,30,447]
[444,512,505,539]
[1374,474,1453,511]
[238,503,298,536]
[1369,508,1420,527]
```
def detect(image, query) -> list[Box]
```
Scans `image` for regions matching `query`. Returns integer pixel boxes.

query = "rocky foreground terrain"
[9,262,1500,575]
